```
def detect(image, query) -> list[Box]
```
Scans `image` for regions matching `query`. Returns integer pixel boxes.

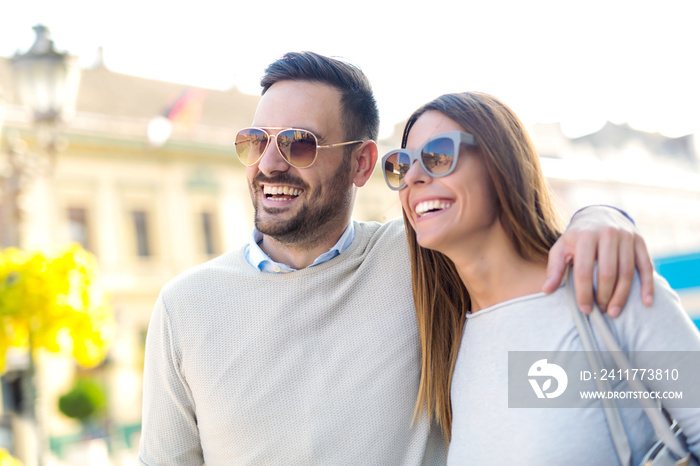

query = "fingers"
[572,232,597,314]
[593,227,620,313]
[634,235,655,306]
[542,239,570,293]
[560,206,656,318]
[547,206,654,315]
[604,231,635,317]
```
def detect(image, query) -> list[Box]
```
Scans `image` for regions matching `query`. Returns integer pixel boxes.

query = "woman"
[381,92,700,464]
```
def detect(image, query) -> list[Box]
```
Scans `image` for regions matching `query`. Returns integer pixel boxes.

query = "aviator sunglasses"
[235,127,364,168]
[381,131,477,190]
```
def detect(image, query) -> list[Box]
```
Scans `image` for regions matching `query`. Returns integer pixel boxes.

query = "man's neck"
[258,222,350,270]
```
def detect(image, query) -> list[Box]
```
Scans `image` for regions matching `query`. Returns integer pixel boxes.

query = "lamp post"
[1,25,82,466]
[0,92,21,249]
[0,86,4,130]
[11,24,81,165]
[0,25,80,251]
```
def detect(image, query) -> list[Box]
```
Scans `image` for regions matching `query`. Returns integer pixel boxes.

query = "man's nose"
[257,135,289,174]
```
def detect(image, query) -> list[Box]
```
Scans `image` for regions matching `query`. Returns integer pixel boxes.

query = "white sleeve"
[138,293,204,466]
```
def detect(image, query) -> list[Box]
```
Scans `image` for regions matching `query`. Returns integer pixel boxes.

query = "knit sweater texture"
[138,219,447,466]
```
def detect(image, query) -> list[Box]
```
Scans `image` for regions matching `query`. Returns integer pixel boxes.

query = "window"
[201,212,214,256]
[200,211,218,256]
[131,210,151,257]
[67,207,91,251]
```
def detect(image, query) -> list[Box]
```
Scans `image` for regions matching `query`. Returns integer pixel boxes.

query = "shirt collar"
[245,222,355,273]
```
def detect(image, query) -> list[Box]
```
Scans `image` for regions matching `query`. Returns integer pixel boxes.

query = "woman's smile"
[414,199,454,218]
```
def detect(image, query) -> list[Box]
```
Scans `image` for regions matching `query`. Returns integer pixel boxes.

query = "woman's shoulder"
[604,271,700,352]
[611,271,681,323]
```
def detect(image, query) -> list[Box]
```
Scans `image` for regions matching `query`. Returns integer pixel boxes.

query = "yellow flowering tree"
[0,244,113,369]
[0,244,113,464]
[0,448,22,466]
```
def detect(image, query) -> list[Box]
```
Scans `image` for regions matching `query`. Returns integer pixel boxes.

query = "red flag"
[164,88,206,131]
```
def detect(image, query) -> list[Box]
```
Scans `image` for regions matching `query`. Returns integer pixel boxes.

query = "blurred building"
[1,55,262,462]
[531,121,700,324]
[534,120,700,256]
[2,53,700,463]
[0,54,404,463]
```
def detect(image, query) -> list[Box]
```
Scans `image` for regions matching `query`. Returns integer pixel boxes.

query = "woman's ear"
[352,140,378,188]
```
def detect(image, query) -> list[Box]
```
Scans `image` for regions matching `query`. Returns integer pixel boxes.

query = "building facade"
[2,56,699,463]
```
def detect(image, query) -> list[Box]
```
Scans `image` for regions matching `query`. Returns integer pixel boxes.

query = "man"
[138,52,654,465]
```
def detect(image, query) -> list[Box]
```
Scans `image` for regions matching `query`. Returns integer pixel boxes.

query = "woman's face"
[399,111,499,253]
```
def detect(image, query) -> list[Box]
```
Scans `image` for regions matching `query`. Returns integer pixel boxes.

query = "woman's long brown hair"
[403,92,564,442]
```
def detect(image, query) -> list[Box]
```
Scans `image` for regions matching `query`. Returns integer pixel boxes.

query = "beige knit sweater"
[138,219,447,466]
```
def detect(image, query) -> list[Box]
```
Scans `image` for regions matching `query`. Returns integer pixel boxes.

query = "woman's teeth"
[415,200,452,217]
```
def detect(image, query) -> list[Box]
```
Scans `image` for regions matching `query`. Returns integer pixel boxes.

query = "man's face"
[246,80,355,245]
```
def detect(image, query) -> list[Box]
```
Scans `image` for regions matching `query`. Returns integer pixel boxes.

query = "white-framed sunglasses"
[381,131,477,190]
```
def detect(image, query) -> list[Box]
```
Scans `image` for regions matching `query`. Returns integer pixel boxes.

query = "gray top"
[448,273,700,465]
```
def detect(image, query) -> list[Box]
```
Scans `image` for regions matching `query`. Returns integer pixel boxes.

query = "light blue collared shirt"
[244,222,356,273]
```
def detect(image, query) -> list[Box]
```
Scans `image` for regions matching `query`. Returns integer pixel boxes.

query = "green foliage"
[58,379,106,422]
[0,244,114,372]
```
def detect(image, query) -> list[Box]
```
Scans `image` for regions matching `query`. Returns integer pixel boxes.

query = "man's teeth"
[415,200,452,217]
[263,186,303,197]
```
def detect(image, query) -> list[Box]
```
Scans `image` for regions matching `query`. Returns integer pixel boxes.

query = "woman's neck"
[441,225,548,313]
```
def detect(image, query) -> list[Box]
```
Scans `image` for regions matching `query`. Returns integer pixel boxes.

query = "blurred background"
[0,1,699,464]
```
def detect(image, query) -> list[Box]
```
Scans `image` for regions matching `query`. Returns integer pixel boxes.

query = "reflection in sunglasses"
[422,152,452,172]
[385,161,409,177]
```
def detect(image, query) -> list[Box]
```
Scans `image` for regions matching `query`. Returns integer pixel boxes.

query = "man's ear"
[352,140,378,188]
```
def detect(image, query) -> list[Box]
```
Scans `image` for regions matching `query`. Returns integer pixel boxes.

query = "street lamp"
[0,85,28,249]
[11,24,81,162]
[0,86,4,133]
[1,29,81,463]
[0,25,81,250]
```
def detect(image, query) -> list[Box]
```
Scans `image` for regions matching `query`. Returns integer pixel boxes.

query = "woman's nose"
[403,159,430,187]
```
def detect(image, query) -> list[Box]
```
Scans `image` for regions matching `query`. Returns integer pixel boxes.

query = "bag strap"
[565,267,689,461]
[565,268,632,466]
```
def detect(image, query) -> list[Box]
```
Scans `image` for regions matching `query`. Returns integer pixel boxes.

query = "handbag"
[565,268,697,466]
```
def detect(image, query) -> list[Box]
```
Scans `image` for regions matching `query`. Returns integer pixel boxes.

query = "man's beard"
[251,155,353,245]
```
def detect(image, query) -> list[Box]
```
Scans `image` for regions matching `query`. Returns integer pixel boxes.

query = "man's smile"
[263,185,304,201]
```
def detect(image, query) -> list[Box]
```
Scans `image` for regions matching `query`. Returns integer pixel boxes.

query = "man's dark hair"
[260,52,379,142]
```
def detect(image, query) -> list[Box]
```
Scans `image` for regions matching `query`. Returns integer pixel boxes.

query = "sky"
[1,0,699,140]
